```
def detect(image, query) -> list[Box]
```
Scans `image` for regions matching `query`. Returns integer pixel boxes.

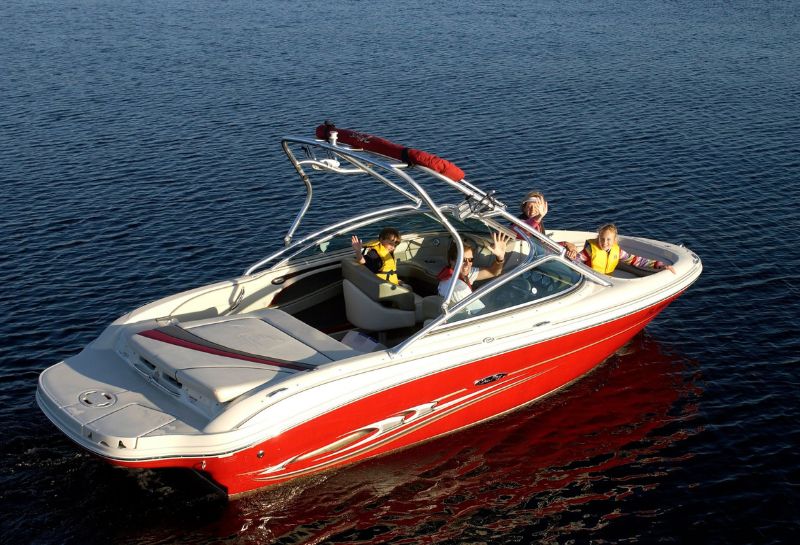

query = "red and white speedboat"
[37,124,702,496]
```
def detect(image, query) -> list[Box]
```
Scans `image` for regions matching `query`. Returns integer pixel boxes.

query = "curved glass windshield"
[285,209,505,264]
[447,259,582,323]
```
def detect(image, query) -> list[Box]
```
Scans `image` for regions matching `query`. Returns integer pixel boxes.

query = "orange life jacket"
[363,241,399,285]
[586,239,620,274]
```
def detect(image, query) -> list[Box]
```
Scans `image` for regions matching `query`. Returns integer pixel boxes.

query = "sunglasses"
[384,238,401,246]
[462,257,474,264]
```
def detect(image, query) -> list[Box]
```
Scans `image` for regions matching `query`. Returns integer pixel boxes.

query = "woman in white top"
[437,232,511,309]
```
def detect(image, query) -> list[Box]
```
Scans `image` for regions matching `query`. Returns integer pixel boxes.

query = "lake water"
[1,0,798,543]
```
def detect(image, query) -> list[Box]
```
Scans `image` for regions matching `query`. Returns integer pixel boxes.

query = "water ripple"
[2,0,799,543]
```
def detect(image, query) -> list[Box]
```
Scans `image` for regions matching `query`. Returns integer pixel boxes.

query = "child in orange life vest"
[576,224,676,275]
[351,227,402,285]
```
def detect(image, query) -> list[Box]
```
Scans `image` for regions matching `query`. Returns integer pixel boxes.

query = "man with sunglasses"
[351,227,403,285]
[437,231,512,306]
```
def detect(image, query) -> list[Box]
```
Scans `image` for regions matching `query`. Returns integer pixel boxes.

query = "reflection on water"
[209,333,702,544]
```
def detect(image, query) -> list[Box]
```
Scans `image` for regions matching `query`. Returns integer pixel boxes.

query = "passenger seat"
[340,259,424,331]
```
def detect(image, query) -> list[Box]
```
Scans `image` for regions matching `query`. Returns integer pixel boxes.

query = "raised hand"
[351,235,364,262]
[490,231,513,260]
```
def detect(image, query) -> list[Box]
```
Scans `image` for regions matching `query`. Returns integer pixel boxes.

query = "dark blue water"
[2,0,798,543]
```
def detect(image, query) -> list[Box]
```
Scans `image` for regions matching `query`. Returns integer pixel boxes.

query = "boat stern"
[36,346,188,458]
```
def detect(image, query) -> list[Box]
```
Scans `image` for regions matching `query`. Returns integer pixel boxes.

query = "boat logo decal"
[474,373,507,386]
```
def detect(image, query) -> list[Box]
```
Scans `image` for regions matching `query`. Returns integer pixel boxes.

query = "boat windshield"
[286,208,549,264]
[446,258,583,324]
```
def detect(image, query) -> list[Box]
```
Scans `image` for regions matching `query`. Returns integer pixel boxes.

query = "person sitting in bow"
[351,227,403,285]
[514,191,578,259]
[517,190,549,234]
[576,223,676,275]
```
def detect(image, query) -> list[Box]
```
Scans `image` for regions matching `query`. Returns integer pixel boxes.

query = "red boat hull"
[112,294,679,496]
